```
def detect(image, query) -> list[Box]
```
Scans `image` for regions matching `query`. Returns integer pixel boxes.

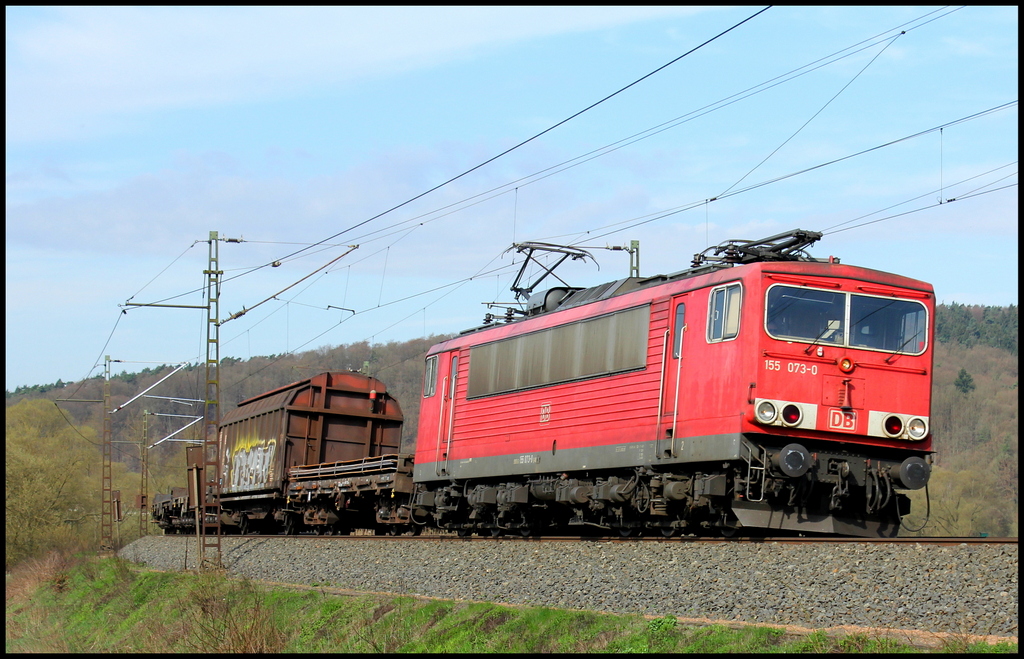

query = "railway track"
[226,533,1016,545]
[124,532,1018,642]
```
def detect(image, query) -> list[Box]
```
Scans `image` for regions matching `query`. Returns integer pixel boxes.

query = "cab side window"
[673,303,686,358]
[423,355,438,397]
[708,283,742,342]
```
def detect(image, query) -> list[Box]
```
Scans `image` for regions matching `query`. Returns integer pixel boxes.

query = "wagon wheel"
[489,527,502,538]
[238,516,249,536]
[456,528,471,538]
[660,526,676,538]
[283,514,297,536]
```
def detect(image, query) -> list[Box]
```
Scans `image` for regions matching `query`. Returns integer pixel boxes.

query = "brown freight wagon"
[216,371,414,535]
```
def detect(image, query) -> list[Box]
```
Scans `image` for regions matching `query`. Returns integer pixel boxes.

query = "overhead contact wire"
[127,5,955,310]
[824,184,1017,235]
[716,30,905,198]
[555,101,1017,246]
[243,6,773,274]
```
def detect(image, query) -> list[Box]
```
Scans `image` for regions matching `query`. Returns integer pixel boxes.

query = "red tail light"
[782,404,801,425]
[884,415,903,436]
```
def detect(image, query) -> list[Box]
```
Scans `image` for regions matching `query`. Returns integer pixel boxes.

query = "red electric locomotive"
[411,229,933,537]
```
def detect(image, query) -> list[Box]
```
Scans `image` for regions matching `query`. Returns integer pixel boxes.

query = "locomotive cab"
[727,260,934,535]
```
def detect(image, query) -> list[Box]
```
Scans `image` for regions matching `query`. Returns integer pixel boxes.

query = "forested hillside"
[5,304,1017,566]
[935,302,1017,355]
[903,304,1018,537]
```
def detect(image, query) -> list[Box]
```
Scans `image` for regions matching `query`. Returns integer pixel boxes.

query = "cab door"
[658,294,689,458]
[433,351,460,476]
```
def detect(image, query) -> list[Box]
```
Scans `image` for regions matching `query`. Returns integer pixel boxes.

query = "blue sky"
[6,6,1018,391]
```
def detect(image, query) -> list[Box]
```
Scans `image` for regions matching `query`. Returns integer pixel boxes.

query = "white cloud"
[941,37,993,58]
[6,6,715,144]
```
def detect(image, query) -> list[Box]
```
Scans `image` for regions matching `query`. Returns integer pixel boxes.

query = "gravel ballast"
[119,535,1017,638]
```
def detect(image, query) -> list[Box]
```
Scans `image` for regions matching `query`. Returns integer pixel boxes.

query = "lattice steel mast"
[200,231,223,568]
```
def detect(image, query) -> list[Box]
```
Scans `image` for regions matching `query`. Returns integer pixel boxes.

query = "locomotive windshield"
[766,285,927,355]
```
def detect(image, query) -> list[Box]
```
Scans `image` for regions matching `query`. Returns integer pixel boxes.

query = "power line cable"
[235,6,773,275]
[222,101,1017,377]
[716,30,905,198]
[223,177,1022,393]
[126,95,1017,390]
[57,311,126,401]
[222,254,516,392]
[102,6,997,394]
[823,162,1018,233]
[550,101,1016,246]
[824,183,1016,235]
[123,241,200,305]
[206,6,953,294]
[254,4,950,275]
[118,5,953,311]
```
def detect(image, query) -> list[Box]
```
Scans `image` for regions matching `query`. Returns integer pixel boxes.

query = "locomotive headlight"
[756,401,777,424]
[907,417,927,440]
[883,415,904,437]
[838,356,855,373]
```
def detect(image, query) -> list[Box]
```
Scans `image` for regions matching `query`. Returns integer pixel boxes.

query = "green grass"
[5,551,1018,654]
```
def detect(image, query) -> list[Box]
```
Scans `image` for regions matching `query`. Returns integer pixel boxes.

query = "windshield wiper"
[803,319,841,355]
[884,333,921,364]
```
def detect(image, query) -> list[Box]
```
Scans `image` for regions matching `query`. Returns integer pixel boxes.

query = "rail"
[229,533,1017,545]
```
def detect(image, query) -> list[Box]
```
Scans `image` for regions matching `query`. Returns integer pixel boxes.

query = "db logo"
[539,403,552,423]
[828,408,857,432]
